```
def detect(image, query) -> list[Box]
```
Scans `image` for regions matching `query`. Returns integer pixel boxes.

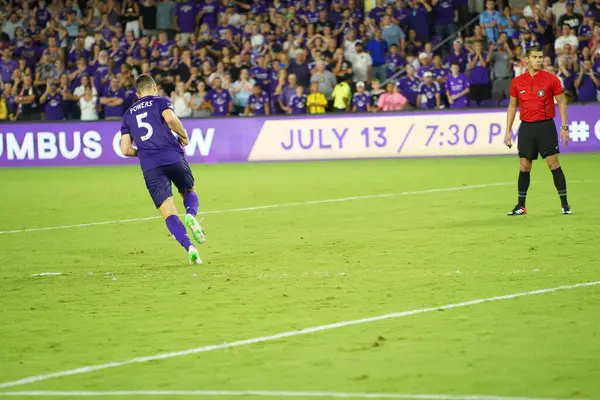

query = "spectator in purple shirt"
[368,0,387,26]
[68,39,90,69]
[279,73,299,111]
[34,0,52,29]
[198,0,219,30]
[206,77,233,116]
[245,83,270,116]
[286,86,307,114]
[155,31,174,57]
[15,35,40,70]
[386,44,406,78]
[467,40,490,104]
[1,48,18,84]
[433,0,456,45]
[100,77,126,120]
[444,39,468,72]
[445,63,470,108]
[108,37,128,70]
[69,58,91,90]
[352,81,371,112]
[176,0,197,44]
[575,59,600,101]
[40,82,65,121]
[407,0,432,41]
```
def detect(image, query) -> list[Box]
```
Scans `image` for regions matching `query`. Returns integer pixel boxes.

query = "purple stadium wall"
[1,105,599,167]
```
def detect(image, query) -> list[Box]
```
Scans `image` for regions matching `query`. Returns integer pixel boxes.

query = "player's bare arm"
[120,133,138,157]
[505,95,518,148]
[162,108,189,146]
[555,93,569,146]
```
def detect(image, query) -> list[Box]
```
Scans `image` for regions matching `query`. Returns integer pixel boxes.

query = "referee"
[504,45,571,216]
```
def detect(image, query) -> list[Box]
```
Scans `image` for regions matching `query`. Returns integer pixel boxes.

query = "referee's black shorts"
[517,119,560,161]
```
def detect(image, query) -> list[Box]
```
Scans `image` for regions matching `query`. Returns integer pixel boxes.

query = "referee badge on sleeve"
[537,89,545,97]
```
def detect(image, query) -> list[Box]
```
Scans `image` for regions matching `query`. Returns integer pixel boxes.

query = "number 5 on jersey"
[136,112,154,141]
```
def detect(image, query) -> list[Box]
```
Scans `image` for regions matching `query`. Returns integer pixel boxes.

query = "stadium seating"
[0,0,598,121]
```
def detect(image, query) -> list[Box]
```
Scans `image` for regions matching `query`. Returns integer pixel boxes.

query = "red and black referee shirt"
[509,70,564,122]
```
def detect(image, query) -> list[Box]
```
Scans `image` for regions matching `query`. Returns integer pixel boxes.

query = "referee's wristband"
[560,125,569,130]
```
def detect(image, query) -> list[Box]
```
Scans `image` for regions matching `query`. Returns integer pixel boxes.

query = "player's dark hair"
[135,74,155,93]
[526,45,543,56]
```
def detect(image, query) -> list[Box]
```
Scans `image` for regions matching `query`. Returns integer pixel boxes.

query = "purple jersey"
[44,93,64,120]
[408,6,429,40]
[93,64,110,96]
[248,92,269,115]
[156,41,175,58]
[444,50,468,72]
[305,9,320,24]
[176,2,197,33]
[103,87,126,118]
[578,24,593,48]
[434,0,454,24]
[352,92,370,111]
[35,8,51,28]
[0,59,18,83]
[368,7,386,24]
[109,48,128,69]
[207,89,232,116]
[350,8,363,22]
[249,66,270,89]
[432,67,449,80]
[386,55,405,77]
[14,45,40,69]
[68,49,90,67]
[445,73,469,108]
[289,95,307,114]
[120,96,184,173]
[416,65,432,79]
[200,0,219,29]
[468,53,489,85]
[398,76,421,106]
[419,82,441,109]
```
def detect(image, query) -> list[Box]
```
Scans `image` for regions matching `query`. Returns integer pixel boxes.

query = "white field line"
[0,390,587,400]
[0,281,598,390]
[0,182,513,235]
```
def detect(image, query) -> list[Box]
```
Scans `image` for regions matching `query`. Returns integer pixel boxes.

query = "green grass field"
[1,155,600,400]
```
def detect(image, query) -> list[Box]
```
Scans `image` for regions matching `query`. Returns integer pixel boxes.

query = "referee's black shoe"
[507,205,527,216]
[562,205,572,215]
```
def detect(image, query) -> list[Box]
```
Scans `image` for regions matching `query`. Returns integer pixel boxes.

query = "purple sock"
[165,215,192,251]
[183,191,199,216]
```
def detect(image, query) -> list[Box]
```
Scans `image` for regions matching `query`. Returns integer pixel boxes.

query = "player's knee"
[519,161,532,172]
[548,160,560,170]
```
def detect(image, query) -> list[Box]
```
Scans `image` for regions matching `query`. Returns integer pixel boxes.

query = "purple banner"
[1,104,599,167]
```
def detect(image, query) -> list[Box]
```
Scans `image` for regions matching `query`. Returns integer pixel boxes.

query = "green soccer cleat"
[188,246,202,265]
[184,214,206,244]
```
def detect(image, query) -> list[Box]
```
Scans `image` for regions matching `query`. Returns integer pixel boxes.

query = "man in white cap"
[352,81,371,112]
[417,71,441,109]
[416,52,432,78]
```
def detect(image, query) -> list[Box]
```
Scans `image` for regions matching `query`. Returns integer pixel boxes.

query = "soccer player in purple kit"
[445,63,470,108]
[120,74,206,264]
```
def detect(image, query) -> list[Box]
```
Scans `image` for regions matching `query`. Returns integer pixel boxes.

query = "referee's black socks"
[551,167,568,206]
[518,171,530,207]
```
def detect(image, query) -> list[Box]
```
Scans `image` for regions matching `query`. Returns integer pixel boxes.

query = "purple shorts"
[143,159,195,208]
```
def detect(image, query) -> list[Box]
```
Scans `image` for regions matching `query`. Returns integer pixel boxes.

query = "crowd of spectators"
[0,0,599,122]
